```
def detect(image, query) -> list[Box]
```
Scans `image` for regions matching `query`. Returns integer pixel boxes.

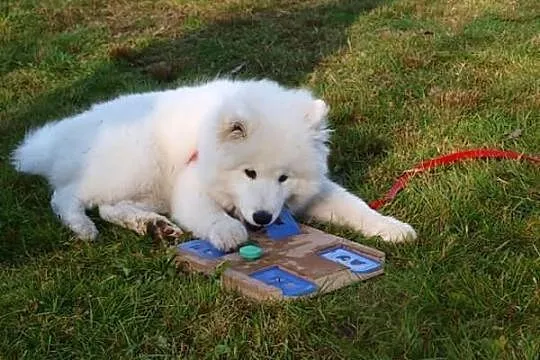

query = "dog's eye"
[244,169,257,179]
[278,174,288,183]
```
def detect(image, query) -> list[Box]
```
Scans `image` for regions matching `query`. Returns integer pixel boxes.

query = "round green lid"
[239,244,263,261]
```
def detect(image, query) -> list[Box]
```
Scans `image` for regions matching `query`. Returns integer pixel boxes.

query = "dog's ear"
[219,118,247,142]
[305,99,329,129]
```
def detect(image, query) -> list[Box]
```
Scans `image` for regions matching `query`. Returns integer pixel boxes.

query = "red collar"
[187,150,198,164]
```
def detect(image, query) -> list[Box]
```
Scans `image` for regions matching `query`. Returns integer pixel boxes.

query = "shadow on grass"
[1,0,389,264]
[113,0,383,84]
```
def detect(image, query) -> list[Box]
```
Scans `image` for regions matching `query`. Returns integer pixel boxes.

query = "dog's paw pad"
[147,219,183,245]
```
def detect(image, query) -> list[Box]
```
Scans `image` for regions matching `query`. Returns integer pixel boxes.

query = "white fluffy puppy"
[12,79,416,250]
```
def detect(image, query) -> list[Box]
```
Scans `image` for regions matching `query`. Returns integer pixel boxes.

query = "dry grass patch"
[428,87,483,109]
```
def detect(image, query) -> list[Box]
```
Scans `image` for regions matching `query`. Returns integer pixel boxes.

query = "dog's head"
[197,80,331,227]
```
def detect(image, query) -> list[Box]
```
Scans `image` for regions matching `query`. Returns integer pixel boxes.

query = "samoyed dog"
[11,79,416,250]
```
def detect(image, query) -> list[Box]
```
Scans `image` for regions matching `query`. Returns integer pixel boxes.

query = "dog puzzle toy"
[176,208,385,301]
[239,244,263,261]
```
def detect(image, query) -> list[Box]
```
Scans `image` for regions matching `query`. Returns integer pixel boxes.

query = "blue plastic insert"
[250,266,317,297]
[265,208,301,240]
[178,239,225,259]
[319,246,381,273]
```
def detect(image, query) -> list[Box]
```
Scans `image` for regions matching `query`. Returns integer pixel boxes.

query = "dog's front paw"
[368,216,417,243]
[208,218,248,252]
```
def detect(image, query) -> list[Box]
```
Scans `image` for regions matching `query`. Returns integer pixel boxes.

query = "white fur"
[11,78,416,250]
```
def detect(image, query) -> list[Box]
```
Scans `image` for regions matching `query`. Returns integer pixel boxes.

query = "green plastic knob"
[239,244,263,261]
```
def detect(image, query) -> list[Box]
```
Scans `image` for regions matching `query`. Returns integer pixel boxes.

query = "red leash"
[188,148,538,209]
[369,149,540,210]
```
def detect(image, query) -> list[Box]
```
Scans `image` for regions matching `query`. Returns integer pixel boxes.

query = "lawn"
[1,0,539,358]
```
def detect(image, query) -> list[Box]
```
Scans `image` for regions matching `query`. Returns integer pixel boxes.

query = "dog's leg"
[98,201,182,241]
[51,185,98,240]
[171,169,248,252]
[302,180,417,242]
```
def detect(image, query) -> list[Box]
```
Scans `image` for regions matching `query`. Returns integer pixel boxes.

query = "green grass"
[1,0,539,358]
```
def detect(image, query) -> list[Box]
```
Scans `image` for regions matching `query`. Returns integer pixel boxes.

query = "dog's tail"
[11,123,57,176]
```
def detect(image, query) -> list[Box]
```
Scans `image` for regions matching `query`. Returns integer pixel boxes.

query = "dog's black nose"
[252,211,272,225]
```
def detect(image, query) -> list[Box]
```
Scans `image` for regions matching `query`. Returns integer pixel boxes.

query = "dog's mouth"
[227,206,265,232]
[242,216,282,232]
[243,221,264,232]
[227,206,280,232]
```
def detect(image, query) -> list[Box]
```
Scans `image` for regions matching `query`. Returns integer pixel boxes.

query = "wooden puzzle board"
[175,212,385,301]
